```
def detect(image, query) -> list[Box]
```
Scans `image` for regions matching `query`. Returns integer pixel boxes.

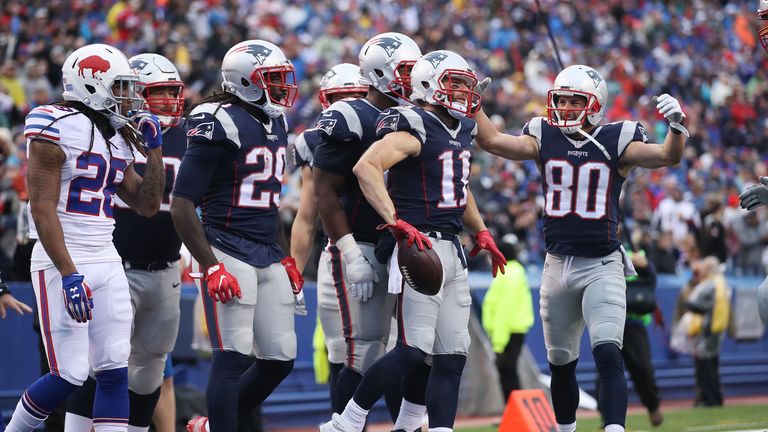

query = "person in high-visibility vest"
[482,234,534,399]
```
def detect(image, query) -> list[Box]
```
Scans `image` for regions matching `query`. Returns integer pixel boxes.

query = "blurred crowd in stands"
[0,0,767,277]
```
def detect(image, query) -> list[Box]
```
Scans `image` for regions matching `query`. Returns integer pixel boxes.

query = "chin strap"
[577,128,611,161]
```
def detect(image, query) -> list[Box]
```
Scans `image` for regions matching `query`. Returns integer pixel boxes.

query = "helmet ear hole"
[85,84,96,94]
[241,77,250,87]
[421,81,430,89]
[374,68,384,78]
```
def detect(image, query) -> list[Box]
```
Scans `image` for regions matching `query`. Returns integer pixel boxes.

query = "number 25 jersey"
[24,105,135,271]
[524,117,648,257]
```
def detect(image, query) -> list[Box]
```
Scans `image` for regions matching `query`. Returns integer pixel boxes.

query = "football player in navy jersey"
[63,53,187,432]
[320,50,505,432]
[290,63,367,413]
[312,32,422,417]
[170,40,303,432]
[473,65,688,432]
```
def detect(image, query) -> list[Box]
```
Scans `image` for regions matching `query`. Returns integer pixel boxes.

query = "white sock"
[65,412,93,431]
[340,399,369,431]
[127,425,150,432]
[5,399,47,432]
[394,399,426,431]
[557,421,576,432]
[94,426,128,432]
[428,428,452,432]
[604,425,625,432]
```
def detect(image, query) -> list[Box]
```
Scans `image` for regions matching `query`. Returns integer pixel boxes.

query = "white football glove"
[345,251,378,302]
[476,77,492,96]
[293,291,308,316]
[654,94,688,137]
[739,177,768,211]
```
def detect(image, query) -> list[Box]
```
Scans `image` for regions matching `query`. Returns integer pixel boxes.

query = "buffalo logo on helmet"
[77,55,111,78]
[130,59,149,73]
[424,52,449,69]
[233,44,273,65]
[367,36,402,57]
[376,113,400,133]
[187,121,215,140]
[585,69,603,89]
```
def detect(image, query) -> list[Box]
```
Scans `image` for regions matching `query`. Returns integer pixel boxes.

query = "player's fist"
[378,216,432,251]
[739,177,768,211]
[61,273,94,323]
[469,230,507,277]
[204,263,241,304]
[132,110,163,150]
[281,256,304,295]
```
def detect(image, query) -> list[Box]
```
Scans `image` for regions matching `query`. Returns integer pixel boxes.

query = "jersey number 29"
[239,147,286,208]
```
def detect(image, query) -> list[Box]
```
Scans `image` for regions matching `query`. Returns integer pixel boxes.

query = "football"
[397,238,443,296]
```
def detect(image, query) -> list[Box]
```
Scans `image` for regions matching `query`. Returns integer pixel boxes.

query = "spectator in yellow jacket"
[482,234,534,399]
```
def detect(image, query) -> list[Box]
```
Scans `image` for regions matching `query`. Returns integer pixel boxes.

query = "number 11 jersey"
[524,117,648,257]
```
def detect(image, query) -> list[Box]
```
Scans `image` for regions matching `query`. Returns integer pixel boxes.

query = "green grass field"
[458,403,768,432]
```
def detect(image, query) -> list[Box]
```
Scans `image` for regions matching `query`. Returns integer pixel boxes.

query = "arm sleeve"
[312,107,360,176]
[24,106,62,144]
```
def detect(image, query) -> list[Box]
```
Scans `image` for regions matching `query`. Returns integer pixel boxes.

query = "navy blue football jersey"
[312,98,385,243]
[113,122,187,263]
[524,117,648,257]
[292,114,323,168]
[172,102,288,267]
[377,106,477,233]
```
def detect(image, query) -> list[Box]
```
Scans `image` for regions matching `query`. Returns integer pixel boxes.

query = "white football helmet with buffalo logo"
[758,0,768,53]
[130,53,184,127]
[221,40,298,118]
[410,50,481,118]
[318,63,367,109]
[358,32,421,103]
[546,64,608,134]
[61,43,143,128]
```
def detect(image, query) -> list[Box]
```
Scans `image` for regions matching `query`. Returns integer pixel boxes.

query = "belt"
[124,261,174,272]
[424,231,457,241]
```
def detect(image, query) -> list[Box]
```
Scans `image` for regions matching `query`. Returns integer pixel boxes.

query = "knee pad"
[128,353,167,395]
[547,348,578,367]
[95,339,131,371]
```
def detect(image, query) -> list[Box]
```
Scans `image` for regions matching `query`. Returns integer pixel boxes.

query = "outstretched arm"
[474,108,539,161]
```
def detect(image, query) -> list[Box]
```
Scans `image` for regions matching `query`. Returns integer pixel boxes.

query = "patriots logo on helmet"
[368,36,402,57]
[130,59,149,73]
[376,113,400,133]
[585,69,603,89]
[233,44,273,65]
[187,121,215,140]
[424,52,449,69]
[316,118,337,136]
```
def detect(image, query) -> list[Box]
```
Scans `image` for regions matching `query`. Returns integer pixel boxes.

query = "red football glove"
[469,230,507,277]
[204,263,241,304]
[281,256,304,294]
[378,217,432,251]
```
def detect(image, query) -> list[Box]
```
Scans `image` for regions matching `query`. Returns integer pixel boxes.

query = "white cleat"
[319,413,357,432]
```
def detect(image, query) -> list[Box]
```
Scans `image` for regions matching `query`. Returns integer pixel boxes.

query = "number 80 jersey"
[524,117,648,258]
[25,105,135,271]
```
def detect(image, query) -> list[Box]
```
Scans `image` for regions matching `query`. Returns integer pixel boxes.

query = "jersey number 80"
[544,160,610,220]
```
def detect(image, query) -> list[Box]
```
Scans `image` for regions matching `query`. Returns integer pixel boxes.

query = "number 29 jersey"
[172,102,288,268]
[24,105,135,271]
[524,117,648,257]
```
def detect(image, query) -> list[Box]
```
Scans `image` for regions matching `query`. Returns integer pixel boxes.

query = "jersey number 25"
[239,147,286,208]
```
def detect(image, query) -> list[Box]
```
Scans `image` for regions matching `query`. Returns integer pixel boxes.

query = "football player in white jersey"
[5,43,165,432]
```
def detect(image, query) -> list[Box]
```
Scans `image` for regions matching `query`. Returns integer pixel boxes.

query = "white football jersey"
[25,104,135,271]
